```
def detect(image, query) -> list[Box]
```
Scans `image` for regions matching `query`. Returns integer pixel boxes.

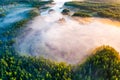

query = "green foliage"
[72,46,120,80]
[0,53,72,80]
[62,9,70,15]
[27,9,39,18]
[1,46,120,80]
[0,8,39,55]
[0,0,53,6]
[0,0,52,61]
[41,6,50,9]
[0,8,5,17]
[72,11,92,17]
[1,1,120,80]
[65,1,120,20]
[31,1,53,8]
[0,13,6,18]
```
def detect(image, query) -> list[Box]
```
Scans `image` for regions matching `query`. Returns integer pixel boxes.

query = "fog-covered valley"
[11,0,120,64]
[1,0,120,79]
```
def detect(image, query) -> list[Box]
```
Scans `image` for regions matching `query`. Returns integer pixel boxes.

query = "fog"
[14,0,120,64]
[0,4,33,28]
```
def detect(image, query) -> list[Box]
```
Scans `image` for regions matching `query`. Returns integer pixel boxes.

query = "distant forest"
[86,0,120,3]
[0,0,53,5]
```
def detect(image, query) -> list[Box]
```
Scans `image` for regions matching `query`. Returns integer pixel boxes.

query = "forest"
[65,1,120,20]
[1,0,120,80]
[1,45,120,80]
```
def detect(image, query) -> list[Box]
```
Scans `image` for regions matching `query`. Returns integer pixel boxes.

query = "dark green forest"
[1,46,120,80]
[65,1,120,21]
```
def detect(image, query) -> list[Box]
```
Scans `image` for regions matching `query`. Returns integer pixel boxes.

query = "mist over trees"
[0,0,53,12]
[1,0,120,79]
[65,1,120,21]
[0,0,53,5]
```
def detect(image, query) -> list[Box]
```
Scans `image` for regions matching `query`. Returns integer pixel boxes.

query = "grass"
[65,1,120,21]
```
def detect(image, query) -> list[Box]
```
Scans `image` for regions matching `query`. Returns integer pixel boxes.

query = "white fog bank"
[14,0,120,64]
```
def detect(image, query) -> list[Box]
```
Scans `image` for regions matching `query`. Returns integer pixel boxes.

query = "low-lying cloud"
[15,10,120,64]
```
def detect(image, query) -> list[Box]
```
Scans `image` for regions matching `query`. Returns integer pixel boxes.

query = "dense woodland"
[73,46,120,80]
[65,1,120,21]
[1,45,120,80]
[1,0,120,80]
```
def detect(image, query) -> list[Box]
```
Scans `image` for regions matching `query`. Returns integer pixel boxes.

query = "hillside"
[73,46,120,80]
[0,46,120,80]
